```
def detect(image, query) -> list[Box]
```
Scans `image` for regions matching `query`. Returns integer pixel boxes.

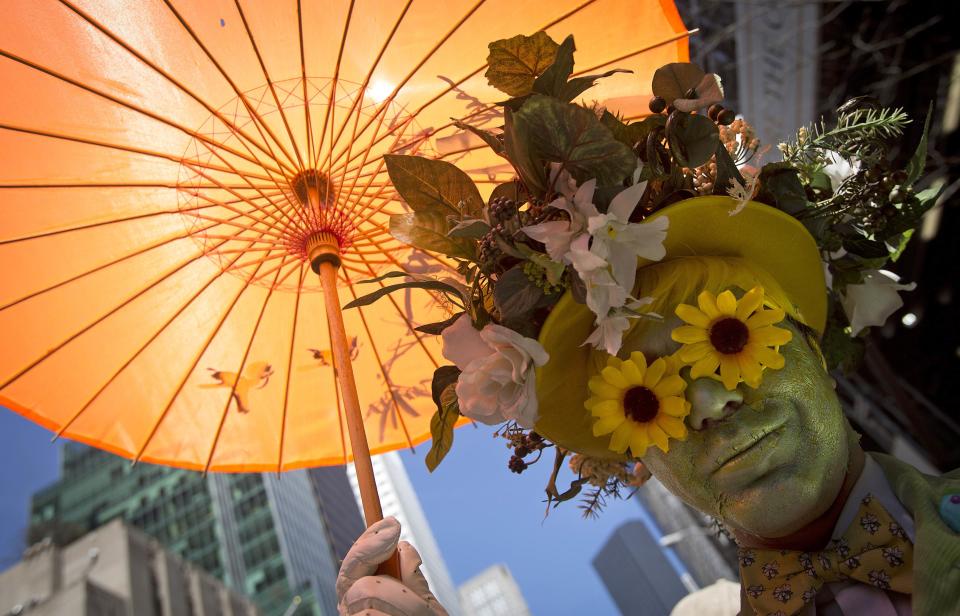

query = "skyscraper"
[345,451,461,615]
[30,443,339,615]
[307,466,366,563]
[457,564,531,616]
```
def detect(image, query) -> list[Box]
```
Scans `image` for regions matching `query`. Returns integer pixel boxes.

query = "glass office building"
[30,443,339,615]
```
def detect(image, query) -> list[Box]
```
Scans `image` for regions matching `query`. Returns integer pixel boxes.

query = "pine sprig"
[781,107,910,165]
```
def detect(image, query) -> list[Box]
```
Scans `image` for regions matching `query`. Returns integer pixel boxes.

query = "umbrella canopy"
[0,0,690,475]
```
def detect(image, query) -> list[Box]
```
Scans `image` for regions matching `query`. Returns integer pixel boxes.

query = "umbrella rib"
[317,0,413,176]
[335,114,418,223]
[572,29,698,76]
[0,192,277,247]
[0,123,274,182]
[278,263,308,473]
[203,256,289,474]
[159,0,302,175]
[323,0,487,173]
[50,230,277,441]
[181,159,301,238]
[312,0,356,167]
[55,0,299,177]
[0,226,259,393]
[0,182,278,190]
[342,271,415,451]
[132,244,280,466]
[296,0,314,170]
[0,207,257,313]
[232,0,306,172]
[331,0,656,178]
[351,251,440,369]
[0,48,288,178]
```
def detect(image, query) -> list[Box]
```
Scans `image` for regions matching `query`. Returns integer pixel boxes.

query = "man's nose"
[687,378,743,430]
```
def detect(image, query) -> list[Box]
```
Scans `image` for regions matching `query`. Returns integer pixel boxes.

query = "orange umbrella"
[0,0,690,542]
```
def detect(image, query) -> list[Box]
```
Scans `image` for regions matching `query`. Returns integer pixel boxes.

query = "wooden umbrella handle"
[315,252,402,580]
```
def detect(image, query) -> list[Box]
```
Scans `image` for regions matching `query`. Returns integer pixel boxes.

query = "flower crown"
[347,32,935,515]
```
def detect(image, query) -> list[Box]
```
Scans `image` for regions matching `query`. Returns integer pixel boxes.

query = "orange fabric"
[0,0,689,472]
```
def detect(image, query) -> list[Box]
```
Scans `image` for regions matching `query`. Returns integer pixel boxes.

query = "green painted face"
[634,319,850,539]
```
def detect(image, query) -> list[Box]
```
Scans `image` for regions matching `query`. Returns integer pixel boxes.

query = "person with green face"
[335,198,960,616]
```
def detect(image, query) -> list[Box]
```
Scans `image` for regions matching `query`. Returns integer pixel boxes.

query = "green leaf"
[415,312,465,335]
[878,186,942,239]
[489,180,521,204]
[493,266,544,320]
[344,279,464,310]
[558,69,632,103]
[431,365,462,408]
[889,229,914,262]
[821,298,865,373]
[355,270,410,284]
[905,102,932,186]
[601,111,664,148]
[712,140,744,195]
[384,154,483,217]
[533,35,575,97]
[651,63,705,104]
[448,218,491,239]
[452,119,504,156]
[426,390,461,472]
[503,108,547,194]
[512,95,635,187]
[426,367,462,472]
[389,211,476,259]
[485,31,559,97]
[665,111,719,168]
[757,162,809,216]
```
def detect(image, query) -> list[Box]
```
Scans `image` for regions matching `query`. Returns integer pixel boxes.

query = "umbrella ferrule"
[306,231,341,273]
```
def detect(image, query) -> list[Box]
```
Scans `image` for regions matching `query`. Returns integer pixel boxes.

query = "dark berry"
[717,109,736,125]
[666,105,676,115]
[708,104,724,121]
[648,96,667,114]
[508,455,528,474]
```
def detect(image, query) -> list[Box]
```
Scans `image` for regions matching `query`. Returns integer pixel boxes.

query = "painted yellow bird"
[305,337,359,369]
[201,361,274,414]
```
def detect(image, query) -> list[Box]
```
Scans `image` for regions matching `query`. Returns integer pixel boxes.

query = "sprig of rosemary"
[781,107,910,166]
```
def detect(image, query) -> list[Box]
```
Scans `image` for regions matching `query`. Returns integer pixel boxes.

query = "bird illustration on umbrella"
[306,337,360,369]
[201,361,275,414]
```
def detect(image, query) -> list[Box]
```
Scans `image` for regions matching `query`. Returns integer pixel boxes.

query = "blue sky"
[0,409,640,615]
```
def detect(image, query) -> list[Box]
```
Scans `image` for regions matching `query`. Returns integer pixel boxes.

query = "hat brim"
[534,196,826,459]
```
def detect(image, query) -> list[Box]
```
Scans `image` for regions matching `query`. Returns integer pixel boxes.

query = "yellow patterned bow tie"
[738,493,914,616]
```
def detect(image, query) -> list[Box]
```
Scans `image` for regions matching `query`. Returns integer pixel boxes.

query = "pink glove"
[337,517,448,616]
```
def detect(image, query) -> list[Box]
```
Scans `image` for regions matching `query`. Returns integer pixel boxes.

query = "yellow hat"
[534,196,826,459]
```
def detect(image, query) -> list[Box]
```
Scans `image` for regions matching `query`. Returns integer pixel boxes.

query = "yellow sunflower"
[671,286,792,390]
[586,352,691,457]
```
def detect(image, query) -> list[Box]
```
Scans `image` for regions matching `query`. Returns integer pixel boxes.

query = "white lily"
[567,235,627,319]
[521,178,598,263]
[584,297,656,355]
[586,180,667,290]
[841,269,916,335]
[822,151,860,193]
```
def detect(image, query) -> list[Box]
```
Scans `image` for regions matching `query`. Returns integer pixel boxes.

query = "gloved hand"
[337,517,448,616]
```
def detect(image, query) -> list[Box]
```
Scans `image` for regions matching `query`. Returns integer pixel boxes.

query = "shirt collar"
[831,452,915,542]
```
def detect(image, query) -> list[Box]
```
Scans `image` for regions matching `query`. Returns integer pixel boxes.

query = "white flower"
[823,151,861,193]
[586,180,666,290]
[521,178,598,263]
[440,315,549,428]
[726,169,759,216]
[584,297,656,355]
[841,269,916,335]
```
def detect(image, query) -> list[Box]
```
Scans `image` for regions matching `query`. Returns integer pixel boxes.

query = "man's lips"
[709,418,787,475]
